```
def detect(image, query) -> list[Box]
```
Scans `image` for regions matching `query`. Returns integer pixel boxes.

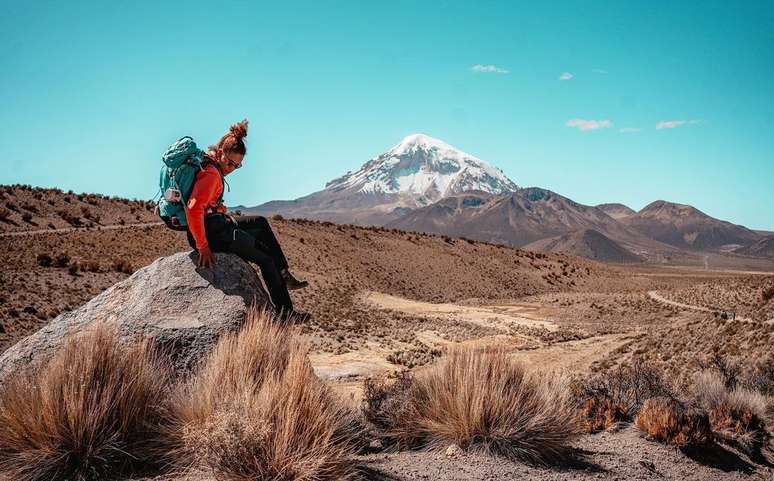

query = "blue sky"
[1,1,773,229]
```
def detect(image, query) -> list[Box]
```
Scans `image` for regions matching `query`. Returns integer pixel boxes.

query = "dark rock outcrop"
[0,252,267,384]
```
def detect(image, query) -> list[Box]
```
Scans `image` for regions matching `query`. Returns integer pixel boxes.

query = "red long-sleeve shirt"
[185,164,226,249]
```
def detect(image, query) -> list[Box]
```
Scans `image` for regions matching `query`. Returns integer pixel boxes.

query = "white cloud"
[592,68,608,74]
[559,72,574,80]
[656,119,701,130]
[566,119,612,131]
[471,64,509,74]
[619,127,642,133]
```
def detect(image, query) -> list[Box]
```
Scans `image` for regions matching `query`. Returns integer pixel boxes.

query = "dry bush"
[575,396,628,433]
[572,360,673,432]
[83,260,101,272]
[635,397,712,448]
[54,252,70,268]
[68,261,80,276]
[113,259,134,274]
[0,207,10,220]
[762,285,774,304]
[362,347,577,464]
[699,351,741,389]
[166,308,359,481]
[36,253,52,267]
[0,325,171,481]
[693,370,769,452]
[746,356,774,396]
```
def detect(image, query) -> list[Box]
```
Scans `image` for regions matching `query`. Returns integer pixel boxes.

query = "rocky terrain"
[1,185,773,480]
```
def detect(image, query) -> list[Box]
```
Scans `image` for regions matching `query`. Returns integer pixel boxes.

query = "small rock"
[368,439,383,450]
[445,444,464,457]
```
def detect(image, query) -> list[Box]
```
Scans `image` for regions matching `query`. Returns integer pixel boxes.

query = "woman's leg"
[232,216,289,272]
[211,223,293,312]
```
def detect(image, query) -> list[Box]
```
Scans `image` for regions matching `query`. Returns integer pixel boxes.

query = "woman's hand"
[198,245,215,268]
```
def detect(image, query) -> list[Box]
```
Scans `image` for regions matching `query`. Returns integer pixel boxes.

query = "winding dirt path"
[647,290,754,322]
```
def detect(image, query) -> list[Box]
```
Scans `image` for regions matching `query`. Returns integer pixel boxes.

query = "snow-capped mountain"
[247,134,518,225]
[324,133,518,201]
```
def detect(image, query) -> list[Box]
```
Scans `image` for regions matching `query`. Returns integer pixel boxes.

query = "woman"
[185,119,308,319]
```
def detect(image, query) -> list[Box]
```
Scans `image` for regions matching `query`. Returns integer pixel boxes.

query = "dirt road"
[647,290,754,322]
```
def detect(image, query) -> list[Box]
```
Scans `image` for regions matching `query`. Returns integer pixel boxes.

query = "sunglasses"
[225,156,242,170]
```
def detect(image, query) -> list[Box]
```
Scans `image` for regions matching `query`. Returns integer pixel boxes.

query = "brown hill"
[523,229,643,263]
[596,203,635,220]
[0,184,156,233]
[386,188,674,257]
[733,235,774,258]
[621,200,760,250]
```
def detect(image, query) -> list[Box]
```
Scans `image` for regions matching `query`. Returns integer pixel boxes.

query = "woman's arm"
[186,167,221,266]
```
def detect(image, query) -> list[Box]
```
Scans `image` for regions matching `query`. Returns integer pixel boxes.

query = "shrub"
[635,397,712,448]
[21,212,32,223]
[113,259,134,274]
[746,356,774,396]
[761,285,774,304]
[68,262,80,276]
[693,370,769,453]
[572,360,673,432]
[0,207,9,221]
[36,253,53,267]
[0,325,171,481]
[84,261,101,272]
[362,347,577,464]
[54,252,70,268]
[165,308,359,480]
[272,214,284,221]
[575,396,628,433]
[699,351,741,389]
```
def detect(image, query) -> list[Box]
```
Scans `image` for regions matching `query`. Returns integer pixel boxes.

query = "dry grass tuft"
[635,397,712,448]
[693,370,770,453]
[166,308,360,481]
[362,347,577,464]
[0,324,171,481]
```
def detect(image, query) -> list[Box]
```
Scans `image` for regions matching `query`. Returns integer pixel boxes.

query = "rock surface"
[0,252,267,383]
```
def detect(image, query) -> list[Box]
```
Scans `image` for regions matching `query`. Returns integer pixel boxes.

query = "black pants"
[187,214,293,311]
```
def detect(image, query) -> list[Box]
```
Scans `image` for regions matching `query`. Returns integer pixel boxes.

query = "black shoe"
[281,269,309,290]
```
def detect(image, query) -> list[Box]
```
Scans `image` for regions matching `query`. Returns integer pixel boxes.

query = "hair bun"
[229,119,249,140]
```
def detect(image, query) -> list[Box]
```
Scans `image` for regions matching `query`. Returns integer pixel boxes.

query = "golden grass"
[0,324,171,481]
[165,308,360,481]
[363,347,577,464]
[634,397,712,448]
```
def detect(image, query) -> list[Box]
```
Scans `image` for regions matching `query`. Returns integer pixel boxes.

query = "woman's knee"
[255,216,270,229]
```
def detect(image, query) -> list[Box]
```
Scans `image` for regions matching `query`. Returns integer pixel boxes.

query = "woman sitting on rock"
[185,119,308,319]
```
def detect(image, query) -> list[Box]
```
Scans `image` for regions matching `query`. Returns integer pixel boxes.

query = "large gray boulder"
[0,252,268,384]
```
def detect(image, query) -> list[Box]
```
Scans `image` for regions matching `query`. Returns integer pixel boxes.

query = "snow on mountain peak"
[325,133,518,202]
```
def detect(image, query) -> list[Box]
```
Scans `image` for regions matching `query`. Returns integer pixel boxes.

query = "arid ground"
[2,185,773,480]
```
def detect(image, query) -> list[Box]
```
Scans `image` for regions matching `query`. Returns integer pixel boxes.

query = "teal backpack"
[157,136,206,230]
